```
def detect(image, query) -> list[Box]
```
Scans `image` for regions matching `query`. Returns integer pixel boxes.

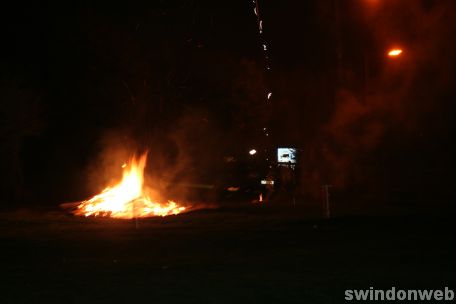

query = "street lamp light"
[387,48,403,57]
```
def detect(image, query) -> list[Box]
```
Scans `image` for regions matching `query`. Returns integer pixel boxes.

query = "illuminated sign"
[277,148,297,163]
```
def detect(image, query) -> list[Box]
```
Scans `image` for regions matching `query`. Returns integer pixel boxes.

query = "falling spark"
[249,149,257,155]
[252,0,275,151]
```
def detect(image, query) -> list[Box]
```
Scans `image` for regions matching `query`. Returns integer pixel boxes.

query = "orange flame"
[74,153,185,219]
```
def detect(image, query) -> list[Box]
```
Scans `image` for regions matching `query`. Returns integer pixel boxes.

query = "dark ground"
[0,204,454,304]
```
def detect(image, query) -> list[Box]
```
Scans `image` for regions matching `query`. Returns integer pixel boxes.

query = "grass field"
[0,204,454,303]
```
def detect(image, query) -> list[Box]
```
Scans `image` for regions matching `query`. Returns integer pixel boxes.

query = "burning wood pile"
[67,153,186,219]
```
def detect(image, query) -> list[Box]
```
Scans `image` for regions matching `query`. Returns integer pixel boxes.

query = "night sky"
[1,0,455,212]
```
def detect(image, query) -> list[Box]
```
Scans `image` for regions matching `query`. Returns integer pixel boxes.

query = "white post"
[323,185,332,219]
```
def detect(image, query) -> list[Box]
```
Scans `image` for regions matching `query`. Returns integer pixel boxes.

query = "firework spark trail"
[252,0,273,141]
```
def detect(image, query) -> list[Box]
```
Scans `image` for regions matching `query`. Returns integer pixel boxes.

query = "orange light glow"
[388,49,403,57]
[74,153,186,219]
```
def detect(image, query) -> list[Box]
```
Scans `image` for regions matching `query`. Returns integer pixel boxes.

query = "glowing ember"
[388,49,403,57]
[74,153,185,219]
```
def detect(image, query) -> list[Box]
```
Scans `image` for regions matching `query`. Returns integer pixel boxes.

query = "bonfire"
[73,153,185,219]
